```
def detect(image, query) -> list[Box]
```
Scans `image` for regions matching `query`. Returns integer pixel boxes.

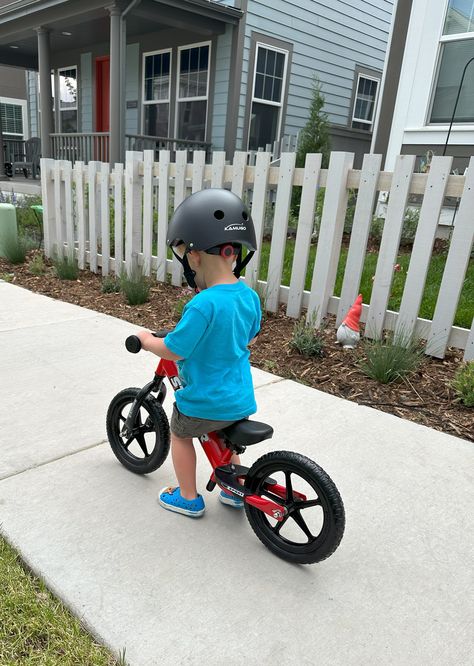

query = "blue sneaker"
[158,487,205,518]
[219,489,244,509]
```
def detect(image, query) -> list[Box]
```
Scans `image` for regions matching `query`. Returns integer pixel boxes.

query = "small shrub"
[101,275,121,294]
[359,333,424,384]
[1,235,30,264]
[451,362,474,407]
[28,253,46,276]
[0,272,13,282]
[290,315,325,358]
[120,265,150,305]
[53,253,79,280]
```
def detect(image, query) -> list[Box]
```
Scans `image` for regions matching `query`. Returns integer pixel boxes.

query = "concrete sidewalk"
[1,281,473,666]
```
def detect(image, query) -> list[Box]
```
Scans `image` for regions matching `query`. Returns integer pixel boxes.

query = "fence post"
[40,158,56,258]
[426,156,474,358]
[245,151,271,290]
[286,152,322,318]
[73,161,86,269]
[464,319,474,362]
[307,151,354,327]
[125,151,143,276]
[266,152,296,312]
[113,162,124,275]
[336,153,383,326]
[231,151,247,198]
[100,161,110,276]
[156,149,170,282]
[53,160,66,258]
[366,154,416,339]
[395,156,452,341]
[142,149,154,276]
[211,151,226,188]
[87,161,100,272]
[171,150,187,286]
[63,160,74,257]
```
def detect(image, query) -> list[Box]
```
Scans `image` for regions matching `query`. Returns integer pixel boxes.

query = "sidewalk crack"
[0,440,108,482]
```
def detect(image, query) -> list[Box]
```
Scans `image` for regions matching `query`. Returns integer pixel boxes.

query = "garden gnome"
[336,294,362,349]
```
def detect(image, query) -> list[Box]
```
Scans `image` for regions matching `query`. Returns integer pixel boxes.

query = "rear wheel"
[106,387,170,474]
[244,451,345,564]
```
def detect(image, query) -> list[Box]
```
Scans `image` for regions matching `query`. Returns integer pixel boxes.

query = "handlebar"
[125,330,171,354]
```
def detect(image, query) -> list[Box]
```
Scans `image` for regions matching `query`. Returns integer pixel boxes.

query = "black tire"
[244,451,345,564]
[106,387,170,474]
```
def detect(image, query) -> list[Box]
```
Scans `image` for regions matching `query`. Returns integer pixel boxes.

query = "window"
[58,67,77,132]
[176,43,210,141]
[444,0,474,35]
[430,1,474,123]
[0,102,24,138]
[248,44,288,150]
[351,74,379,131]
[142,49,171,137]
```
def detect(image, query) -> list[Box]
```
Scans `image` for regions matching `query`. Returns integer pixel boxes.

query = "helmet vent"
[214,209,225,220]
[242,211,249,221]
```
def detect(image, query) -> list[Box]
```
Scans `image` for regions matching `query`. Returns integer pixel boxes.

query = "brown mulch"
[1,251,472,443]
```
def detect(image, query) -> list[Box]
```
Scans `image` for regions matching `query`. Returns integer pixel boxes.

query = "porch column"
[36,27,54,158]
[109,5,122,165]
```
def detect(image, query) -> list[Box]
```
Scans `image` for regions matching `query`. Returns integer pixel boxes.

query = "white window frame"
[351,73,380,131]
[247,42,289,150]
[57,65,78,133]
[427,1,474,126]
[141,48,172,137]
[175,40,212,140]
[0,97,28,139]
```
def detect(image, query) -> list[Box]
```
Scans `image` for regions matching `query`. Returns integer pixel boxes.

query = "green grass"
[0,536,125,665]
[259,240,474,329]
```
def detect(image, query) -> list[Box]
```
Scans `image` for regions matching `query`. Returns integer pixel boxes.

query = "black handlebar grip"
[125,335,142,353]
[152,330,171,338]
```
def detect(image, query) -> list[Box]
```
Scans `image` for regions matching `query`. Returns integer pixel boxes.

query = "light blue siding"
[125,43,140,134]
[211,24,233,150]
[27,71,38,137]
[236,0,393,148]
[80,52,92,132]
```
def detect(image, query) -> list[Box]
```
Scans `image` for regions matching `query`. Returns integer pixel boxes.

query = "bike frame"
[143,357,299,522]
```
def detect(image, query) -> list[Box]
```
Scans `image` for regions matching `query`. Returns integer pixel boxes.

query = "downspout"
[120,0,142,162]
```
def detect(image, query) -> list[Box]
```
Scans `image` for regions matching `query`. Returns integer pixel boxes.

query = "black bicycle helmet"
[167,188,257,289]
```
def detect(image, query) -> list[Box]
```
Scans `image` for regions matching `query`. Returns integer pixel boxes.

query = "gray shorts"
[170,403,236,439]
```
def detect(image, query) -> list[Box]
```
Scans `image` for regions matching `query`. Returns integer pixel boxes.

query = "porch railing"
[50,132,212,164]
[3,138,26,163]
[51,133,110,164]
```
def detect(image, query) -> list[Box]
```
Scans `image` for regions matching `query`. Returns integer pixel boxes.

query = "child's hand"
[137,330,152,351]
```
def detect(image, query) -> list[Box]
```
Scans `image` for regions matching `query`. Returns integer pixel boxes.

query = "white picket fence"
[40,150,474,361]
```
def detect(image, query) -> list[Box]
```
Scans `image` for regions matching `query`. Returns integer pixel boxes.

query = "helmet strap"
[233,247,255,279]
[171,248,197,290]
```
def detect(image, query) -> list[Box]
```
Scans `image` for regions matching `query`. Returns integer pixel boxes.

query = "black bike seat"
[220,419,274,446]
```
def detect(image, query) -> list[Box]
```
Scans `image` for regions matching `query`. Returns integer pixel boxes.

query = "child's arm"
[137,331,183,361]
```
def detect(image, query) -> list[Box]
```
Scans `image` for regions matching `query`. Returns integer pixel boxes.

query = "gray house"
[0,0,393,167]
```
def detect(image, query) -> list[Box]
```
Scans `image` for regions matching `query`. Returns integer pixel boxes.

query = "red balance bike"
[106,332,345,564]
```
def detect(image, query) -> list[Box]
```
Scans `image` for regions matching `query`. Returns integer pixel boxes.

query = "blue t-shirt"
[164,281,261,420]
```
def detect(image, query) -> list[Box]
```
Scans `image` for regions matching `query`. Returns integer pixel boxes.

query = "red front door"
[95,56,110,132]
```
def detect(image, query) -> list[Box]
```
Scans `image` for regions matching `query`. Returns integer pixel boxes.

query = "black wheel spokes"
[260,471,324,545]
[285,471,293,501]
[136,432,149,457]
[290,508,316,542]
[118,403,154,458]
[272,514,290,534]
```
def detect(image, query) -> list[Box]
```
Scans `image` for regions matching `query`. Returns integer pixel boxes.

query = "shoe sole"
[219,495,244,509]
[158,489,205,518]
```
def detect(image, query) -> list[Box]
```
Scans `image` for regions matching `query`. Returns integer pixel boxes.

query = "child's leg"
[171,431,198,500]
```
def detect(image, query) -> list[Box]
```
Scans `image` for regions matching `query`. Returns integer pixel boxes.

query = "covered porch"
[0,0,242,168]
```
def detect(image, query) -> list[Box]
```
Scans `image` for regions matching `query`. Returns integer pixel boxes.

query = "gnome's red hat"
[343,294,362,332]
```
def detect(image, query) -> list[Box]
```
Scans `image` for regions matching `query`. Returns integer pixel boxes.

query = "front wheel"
[244,451,345,564]
[106,387,170,474]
